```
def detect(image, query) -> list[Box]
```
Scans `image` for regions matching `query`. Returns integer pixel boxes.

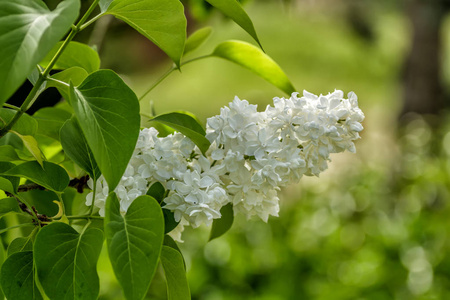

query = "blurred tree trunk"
[401,0,449,116]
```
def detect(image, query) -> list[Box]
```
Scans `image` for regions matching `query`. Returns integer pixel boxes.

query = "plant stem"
[56,193,66,218]
[139,66,175,101]
[45,77,70,87]
[89,179,97,215]
[0,0,100,138]
[67,215,103,220]
[0,223,35,235]
[139,55,212,101]
[15,194,41,225]
[2,103,21,111]
[79,13,104,32]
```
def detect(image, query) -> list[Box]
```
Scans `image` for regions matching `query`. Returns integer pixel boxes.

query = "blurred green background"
[36,0,450,299]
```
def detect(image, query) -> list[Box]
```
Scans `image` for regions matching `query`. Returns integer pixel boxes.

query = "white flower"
[86,90,363,229]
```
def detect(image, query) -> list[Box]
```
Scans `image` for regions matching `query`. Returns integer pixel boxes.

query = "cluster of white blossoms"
[87,90,364,237]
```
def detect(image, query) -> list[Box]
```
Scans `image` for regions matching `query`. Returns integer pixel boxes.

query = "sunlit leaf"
[99,0,113,13]
[0,251,42,300]
[160,246,190,300]
[10,131,45,167]
[3,161,69,192]
[0,0,80,105]
[40,41,100,73]
[152,112,210,155]
[105,193,164,300]
[209,203,234,241]
[184,26,213,55]
[104,0,186,67]
[69,70,140,190]
[206,0,262,49]
[34,222,103,300]
[46,67,89,100]
[212,40,296,95]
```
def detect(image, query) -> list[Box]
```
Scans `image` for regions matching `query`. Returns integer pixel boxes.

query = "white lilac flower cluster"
[86,90,364,236]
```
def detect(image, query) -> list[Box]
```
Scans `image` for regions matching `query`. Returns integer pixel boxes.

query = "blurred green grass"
[96,2,450,300]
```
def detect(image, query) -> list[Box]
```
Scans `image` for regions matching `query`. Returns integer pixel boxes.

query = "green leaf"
[0,197,20,217]
[40,41,100,73]
[212,40,296,95]
[184,26,213,55]
[34,222,104,300]
[205,0,262,49]
[152,112,210,155]
[160,246,190,300]
[104,0,186,67]
[0,109,38,136]
[99,0,113,13]
[145,183,179,234]
[146,182,165,203]
[3,161,69,192]
[10,131,45,167]
[0,161,20,193]
[163,209,179,234]
[47,67,89,100]
[19,189,59,217]
[33,107,72,140]
[209,203,234,241]
[0,240,4,300]
[0,251,42,300]
[105,193,164,300]
[60,117,101,180]
[69,70,140,191]
[7,236,33,256]
[0,145,21,161]
[0,0,80,105]
[0,178,15,194]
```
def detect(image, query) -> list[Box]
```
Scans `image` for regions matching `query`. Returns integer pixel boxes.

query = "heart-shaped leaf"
[60,117,101,180]
[152,112,210,155]
[105,193,164,300]
[34,222,104,300]
[160,246,190,300]
[3,161,69,192]
[212,40,296,95]
[40,41,100,73]
[206,0,262,49]
[0,251,42,300]
[0,0,80,105]
[104,0,186,67]
[69,70,140,190]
